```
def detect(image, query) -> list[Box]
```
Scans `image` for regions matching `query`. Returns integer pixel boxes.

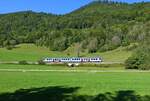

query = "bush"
[6,45,13,50]
[139,64,150,70]
[19,60,28,65]
[38,60,46,65]
[125,58,150,70]
[125,41,150,70]
[121,40,130,47]
[125,57,140,69]
[9,40,17,46]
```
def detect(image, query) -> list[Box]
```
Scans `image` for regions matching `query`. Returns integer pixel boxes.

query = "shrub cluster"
[125,40,150,70]
[19,60,28,65]
[38,60,46,65]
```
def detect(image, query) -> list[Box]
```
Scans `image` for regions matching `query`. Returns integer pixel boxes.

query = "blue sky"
[0,0,150,14]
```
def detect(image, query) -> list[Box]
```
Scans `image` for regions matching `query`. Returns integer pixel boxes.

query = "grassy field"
[0,44,132,62]
[0,44,66,62]
[0,64,124,70]
[0,71,150,96]
[1,44,147,101]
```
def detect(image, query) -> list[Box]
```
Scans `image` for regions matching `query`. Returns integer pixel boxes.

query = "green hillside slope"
[0,44,132,62]
[0,1,149,52]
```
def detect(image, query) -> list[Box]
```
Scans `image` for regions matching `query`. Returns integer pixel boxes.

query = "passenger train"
[43,57,102,66]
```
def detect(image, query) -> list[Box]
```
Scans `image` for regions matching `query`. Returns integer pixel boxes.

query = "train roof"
[44,57,102,59]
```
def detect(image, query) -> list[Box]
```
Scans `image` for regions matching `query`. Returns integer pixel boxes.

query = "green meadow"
[0,44,149,101]
[0,44,132,62]
[0,71,150,96]
[0,63,124,70]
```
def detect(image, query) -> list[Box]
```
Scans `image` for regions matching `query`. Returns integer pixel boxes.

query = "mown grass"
[0,64,124,70]
[0,44,132,62]
[0,71,150,96]
[87,47,132,62]
[0,44,66,62]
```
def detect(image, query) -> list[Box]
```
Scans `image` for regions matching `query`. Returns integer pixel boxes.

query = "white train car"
[43,57,102,66]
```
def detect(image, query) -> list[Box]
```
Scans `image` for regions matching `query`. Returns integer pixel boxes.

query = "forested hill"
[0,1,150,53]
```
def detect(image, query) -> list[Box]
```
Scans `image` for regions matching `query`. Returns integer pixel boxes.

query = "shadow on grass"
[0,86,150,101]
[0,86,79,101]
